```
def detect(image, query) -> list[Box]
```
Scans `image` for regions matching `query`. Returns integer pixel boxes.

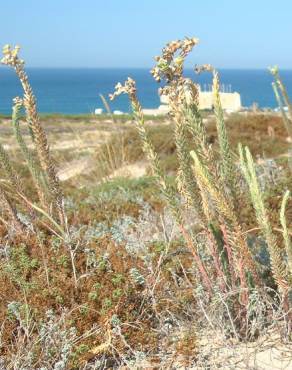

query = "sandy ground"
[0,117,154,181]
[194,331,292,369]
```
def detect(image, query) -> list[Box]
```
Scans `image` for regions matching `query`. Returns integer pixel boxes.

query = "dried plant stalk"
[270,66,292,121]
[12,97,49,210]
[212,69,237,198]
[0,186,24,232]
[271,81,292,139]
[1,45,65,226]
[280,190,292,277]
[110,77,213,294]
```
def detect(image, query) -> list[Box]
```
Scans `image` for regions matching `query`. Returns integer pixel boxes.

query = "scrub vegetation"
[0,39,292,369]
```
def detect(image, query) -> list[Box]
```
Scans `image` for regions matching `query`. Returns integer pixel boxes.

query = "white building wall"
[160,90,242,112]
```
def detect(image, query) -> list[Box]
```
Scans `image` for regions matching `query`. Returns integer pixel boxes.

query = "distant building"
[94,108,103,115]
[161,86,241,112]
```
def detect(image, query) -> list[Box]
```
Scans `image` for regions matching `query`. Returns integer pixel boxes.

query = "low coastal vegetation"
[0,39,292,369]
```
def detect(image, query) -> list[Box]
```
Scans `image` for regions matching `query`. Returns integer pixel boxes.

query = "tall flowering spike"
[239,145,289,293]
[270,64,292,129]
[280,191,292,274]
[181,37,199,57]
[1,44,65,226]
[149,37,201,112]
[151,37,199,83]
[1,45,23,67]
[109,78,137,100]
[109,73,213,294]
[194,63,213,75]
[181,78,198,106]
[2,44,11,56]
[13,96,23,109]
[269,65,279,76]
[212,69,237,201]
[12,96,49,211]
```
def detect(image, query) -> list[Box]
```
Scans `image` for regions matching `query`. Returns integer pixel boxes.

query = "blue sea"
[0,68,292,114]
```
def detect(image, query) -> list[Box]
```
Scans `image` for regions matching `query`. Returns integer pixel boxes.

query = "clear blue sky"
[2,0,292,68]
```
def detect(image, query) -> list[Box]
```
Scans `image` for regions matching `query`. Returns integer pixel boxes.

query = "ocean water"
[0,67,292,114]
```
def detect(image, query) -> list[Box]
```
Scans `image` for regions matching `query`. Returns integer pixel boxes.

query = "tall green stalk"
[239,144,289,295]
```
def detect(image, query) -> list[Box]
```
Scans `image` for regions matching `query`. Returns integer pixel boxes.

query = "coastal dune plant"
[0,108,37,229]
[0,45,66,231]
[280,190,292,276]
[111,37,292,334]
[270,66,292,177]
[12,97,50,210]
[270,65,292,140]
[1,45,66,228]
[239,145,290,298]
[110,75,213,294]
[1,39,292,368]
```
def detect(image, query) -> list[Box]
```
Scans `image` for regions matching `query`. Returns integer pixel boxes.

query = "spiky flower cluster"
[151,37,199,83]
[269,65,279,76]
[110,39,200,111]
[109,77,137,101]
[151,38,200,110]
[194,63,213,75]
[1,45,24,67]
[151,38,199,110]
[13,96,23,108]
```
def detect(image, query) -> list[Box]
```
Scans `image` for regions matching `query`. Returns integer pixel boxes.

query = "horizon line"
[6,66,292,71]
